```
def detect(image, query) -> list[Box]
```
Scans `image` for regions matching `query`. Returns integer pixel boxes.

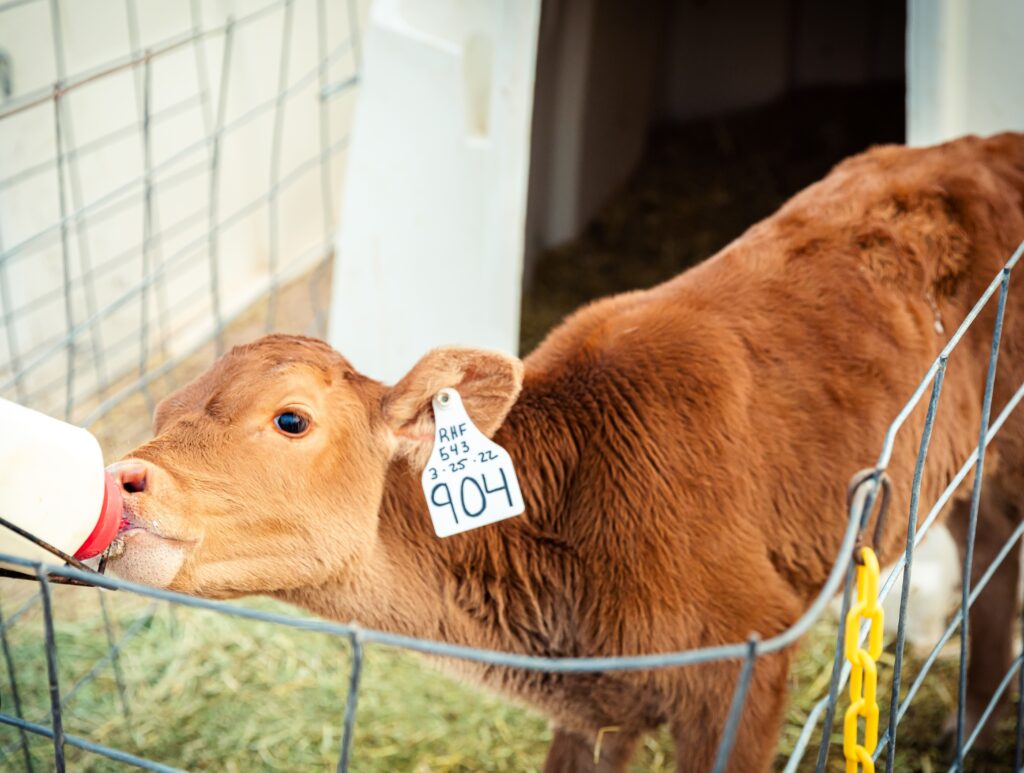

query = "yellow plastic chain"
[843,546,884,773]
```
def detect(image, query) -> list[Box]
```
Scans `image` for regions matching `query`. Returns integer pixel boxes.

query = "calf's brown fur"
[109,133,1024,771]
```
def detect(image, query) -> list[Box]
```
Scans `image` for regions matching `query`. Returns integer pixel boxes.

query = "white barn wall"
[0,0,365,420]
[908,0,1024,147]
[328,0,541,383]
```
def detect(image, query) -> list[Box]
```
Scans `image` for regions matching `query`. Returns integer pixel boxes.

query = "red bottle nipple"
[74,472,124,560]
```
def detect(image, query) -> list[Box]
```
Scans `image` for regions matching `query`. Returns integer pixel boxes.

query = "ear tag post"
[421,388,525,538]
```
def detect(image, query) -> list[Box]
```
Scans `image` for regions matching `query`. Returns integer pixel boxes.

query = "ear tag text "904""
[421,388,524,538]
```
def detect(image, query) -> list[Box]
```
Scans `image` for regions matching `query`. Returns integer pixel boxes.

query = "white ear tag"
[421,388,525,538]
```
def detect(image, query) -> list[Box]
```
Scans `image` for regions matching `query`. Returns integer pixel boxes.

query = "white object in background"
[0,397,122,565]
[907,0,1024,146]
[328,0,542,383]
[828,485,960,656]
[880,524,960,656]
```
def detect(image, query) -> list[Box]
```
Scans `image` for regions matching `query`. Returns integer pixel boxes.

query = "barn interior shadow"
[520,84,905,354]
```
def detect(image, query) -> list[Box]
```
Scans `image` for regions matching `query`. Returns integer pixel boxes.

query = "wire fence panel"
[1,240,1019,770]
[0,0,363,769]
[0,0,359,427]
[1,2,1024,772]
[2,235,1024,769]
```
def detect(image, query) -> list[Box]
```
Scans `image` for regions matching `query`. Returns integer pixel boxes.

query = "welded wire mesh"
[3,242,1020,771]
[0,0,362,769]
[1,2,1024,772]
[0,0,360,427]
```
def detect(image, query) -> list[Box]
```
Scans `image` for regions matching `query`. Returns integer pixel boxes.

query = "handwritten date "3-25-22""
[428,448,499,477]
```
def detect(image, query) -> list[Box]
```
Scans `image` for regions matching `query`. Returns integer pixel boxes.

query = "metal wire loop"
[846,469,892,564]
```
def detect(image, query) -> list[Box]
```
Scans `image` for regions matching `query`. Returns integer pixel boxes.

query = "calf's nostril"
[124,476,145,494]
[114,462,148,494]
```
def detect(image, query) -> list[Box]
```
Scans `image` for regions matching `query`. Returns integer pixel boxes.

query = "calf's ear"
[382,347,524,466]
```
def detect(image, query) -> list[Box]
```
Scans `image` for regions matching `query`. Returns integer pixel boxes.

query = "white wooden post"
[908,0,1024,146]
[328,0,541,383]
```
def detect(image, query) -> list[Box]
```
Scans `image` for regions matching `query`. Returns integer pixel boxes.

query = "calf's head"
[107,335,523,598]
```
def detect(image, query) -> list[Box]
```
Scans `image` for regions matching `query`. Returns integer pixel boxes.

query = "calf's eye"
[274,411,310,436]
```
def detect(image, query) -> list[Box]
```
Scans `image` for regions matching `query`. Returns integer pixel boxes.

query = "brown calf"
[107,133,1024,771]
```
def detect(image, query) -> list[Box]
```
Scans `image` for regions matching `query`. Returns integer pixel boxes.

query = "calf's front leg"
[543,726,641,773]
[946,483,1021,752]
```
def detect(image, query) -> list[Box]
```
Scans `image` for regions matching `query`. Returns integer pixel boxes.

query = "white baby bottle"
[0,397,123,565]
